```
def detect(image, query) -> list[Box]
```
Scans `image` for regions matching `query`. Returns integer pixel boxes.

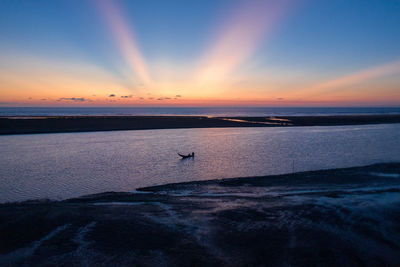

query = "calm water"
[1,107,399,117]
[1,124,400,202]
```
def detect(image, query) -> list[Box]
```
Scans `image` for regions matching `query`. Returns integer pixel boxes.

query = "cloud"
[157,98,164,101]
[109,94,116,97]
[175,95,181,98]
[276,97,284,101]
[57,97,86,102]
[41,99,47,101]
[120,95,132,98]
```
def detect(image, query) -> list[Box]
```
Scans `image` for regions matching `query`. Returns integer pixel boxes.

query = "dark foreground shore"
[1,114,400,134]
[1,163,400,266]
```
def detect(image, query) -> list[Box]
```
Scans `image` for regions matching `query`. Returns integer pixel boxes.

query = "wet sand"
[1,114,400,135]
[1,163,400,266]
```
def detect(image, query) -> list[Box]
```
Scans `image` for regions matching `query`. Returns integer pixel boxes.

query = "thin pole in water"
[292,160,295,173]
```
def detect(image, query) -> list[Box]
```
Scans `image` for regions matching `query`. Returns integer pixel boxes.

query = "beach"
[1,163,399,266]
[1,114,400,135]
[2,0,399,265]
[1,111,400,266]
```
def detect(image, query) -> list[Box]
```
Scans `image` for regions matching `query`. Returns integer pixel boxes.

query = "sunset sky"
[0,0,399,107]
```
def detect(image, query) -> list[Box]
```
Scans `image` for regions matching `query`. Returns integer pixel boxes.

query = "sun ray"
[96,0,151,85]
[298,60,400,98]
[196,0,293,86]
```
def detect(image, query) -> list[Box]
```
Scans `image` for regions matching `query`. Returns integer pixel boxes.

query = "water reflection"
[0,124,400,202]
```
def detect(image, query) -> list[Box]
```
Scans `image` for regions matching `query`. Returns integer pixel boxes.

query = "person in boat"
[178,152,195,158]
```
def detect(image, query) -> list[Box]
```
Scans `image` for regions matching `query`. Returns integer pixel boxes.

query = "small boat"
[178,153,194,159]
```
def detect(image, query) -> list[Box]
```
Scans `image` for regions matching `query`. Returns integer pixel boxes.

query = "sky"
[0,0,399,107]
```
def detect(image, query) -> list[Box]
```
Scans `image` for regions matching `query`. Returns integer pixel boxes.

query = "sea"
[0,106,399,117]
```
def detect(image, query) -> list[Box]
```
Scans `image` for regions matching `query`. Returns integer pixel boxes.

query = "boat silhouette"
[178,152,194,159]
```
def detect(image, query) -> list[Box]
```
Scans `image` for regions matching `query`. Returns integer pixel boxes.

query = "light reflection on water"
[0,124,400,202]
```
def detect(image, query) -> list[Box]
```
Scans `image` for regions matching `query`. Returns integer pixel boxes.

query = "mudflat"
[1,163,400,266]
[1,114,400,135]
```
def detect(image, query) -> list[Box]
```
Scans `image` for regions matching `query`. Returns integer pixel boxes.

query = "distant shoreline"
[1,114,400,135]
